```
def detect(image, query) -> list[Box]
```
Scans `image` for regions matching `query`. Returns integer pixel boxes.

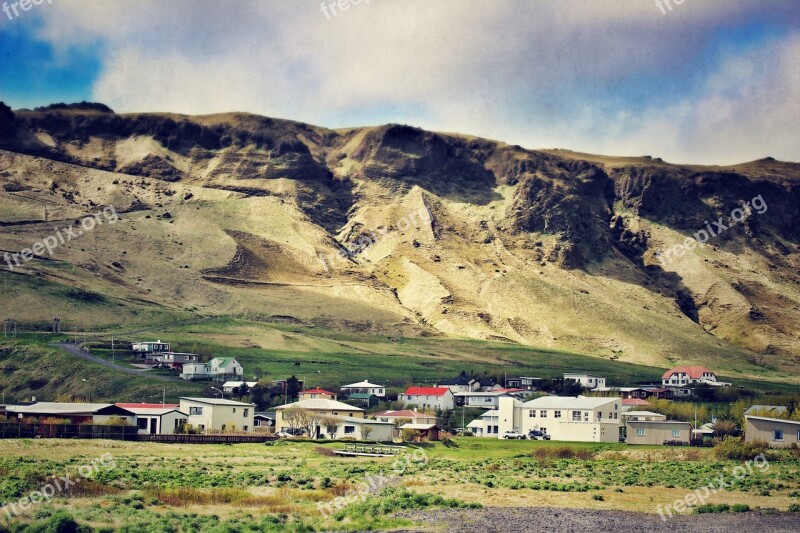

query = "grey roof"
[9,402,119,415]
[180,397,254,407]
[743,405,787,416]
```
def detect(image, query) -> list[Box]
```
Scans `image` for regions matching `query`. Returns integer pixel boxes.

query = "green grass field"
[0,438,797,531]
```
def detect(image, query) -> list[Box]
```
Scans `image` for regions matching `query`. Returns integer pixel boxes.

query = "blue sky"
[1,0,799,164]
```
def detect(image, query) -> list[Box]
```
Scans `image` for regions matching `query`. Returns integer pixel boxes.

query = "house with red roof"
[299,388,337,401]
[621,398,654,412]
[399,387,454,411]
[661,366,717,387]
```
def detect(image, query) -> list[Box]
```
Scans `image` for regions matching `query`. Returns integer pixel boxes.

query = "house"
[621,398,654,412]
[116,403,187,435]
[453,390,515,408]
[273,398,365,435]
[181,362,212,381]
[743,405,788,417]
[208,357,244,379]
[518,377,543,390]
[372,409,437,426]
[466,409,499,437]
[399,423,440,442]
[435,374,478,393]
[153,352,200,367]
[399,387,454,411]
[638,386,674,400]
[341,380,386,398]
[692,422,715,441]
[131,340,170,356]
[622,411,666,421]
[345,393,379,408]
[661,366,717,387]
[299,388,337,401]
[626,420,692,445]
[497,395,621,442]
[222,381,258,394]
[179,397,254,433]
[745,415,800,448]
[180,357,244,381]
[317,416,394,441]
[476,378,501,392]
[254,412,275,432]
[5,402,136,425]
[563,373,606,390]
[595,387,649,399]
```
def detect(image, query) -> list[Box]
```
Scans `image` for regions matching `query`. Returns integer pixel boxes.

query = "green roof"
[210,357,237,366]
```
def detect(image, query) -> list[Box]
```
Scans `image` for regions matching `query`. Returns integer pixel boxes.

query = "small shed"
[400,423,441,442]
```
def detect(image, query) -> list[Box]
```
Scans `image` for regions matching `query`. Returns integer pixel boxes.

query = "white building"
[317,416,394,441]
[341,380,386,398]
[498,395,621,442]
[179,397,254,433]
[399,387,454,411]
[466,409,500,437]
[180,357,244,381]
[661,366,717,386]
[222,381,258,394]
[153,352,200,366]
[454,391,514,408]
[116,403,187,434]
[563,373,606,390]
[131,340,170,354]
[622,411,666,422]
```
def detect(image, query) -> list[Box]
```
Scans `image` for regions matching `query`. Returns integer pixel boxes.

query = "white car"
[503,431,525,440]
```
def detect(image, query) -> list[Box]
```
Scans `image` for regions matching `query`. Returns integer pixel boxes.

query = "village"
[1,339,797,450]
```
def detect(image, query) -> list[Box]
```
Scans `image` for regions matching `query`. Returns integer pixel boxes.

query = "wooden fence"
[135,434,278,444]
[0,423,138,440]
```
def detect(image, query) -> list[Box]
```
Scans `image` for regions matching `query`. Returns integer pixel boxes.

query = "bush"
[694,504,731,514]
[713,437,775,461]
[731,504,750,513]
[788,503,800,513]
[592,494,604,501]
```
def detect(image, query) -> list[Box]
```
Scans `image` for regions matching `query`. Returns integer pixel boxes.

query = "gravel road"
[396,507,800,533]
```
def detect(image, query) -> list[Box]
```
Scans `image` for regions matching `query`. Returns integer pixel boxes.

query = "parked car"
[528,430,551,440]
[503,431,526,440]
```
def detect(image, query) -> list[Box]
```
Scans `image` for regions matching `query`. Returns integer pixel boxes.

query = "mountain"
[1,102,799,378]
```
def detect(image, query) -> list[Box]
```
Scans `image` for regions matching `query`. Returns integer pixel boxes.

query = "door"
[149,418,158,434]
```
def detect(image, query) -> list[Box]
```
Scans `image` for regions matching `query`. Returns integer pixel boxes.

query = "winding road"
[54,342,182,382]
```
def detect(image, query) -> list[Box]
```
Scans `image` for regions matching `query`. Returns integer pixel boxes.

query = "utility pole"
[162,388,166,406]
[111,336,115,364]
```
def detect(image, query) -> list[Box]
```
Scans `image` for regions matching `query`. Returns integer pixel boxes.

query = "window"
[243,426,248,432]
[243,409,249,417]
[232,408,236,414]
[571,411,581,422]
[636,428,645,436]
[138,418,149,430]
[554,411,561,418]
[344,426,355,434]
[493,425,499,434]
[540,427,547,434]
[773,429,784,441]
[584,412,589,422]
[540,410,547,418]
[190,407,203,416]
[797,430,800,441]
[672,429,681,438]
[529,410,536,418]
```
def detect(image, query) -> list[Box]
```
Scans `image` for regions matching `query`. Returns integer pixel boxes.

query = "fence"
[0,423,138,440]
[136,434,278,444]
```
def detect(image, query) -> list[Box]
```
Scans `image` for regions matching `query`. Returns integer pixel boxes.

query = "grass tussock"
[144,487,301,510]
[532,446,594,462]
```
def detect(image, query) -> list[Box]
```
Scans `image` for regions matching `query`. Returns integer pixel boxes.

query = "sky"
[0,0,799,165]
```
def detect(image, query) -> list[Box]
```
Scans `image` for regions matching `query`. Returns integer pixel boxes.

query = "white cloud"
[28,0,800,164]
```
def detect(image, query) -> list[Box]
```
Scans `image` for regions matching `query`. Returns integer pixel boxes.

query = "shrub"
[592,494,604,501]
[713,437,774,461]
[731,504,750,512]
[788,503,800,513]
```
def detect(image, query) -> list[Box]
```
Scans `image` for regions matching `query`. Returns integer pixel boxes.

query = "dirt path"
[54,342,181,382]
[398,507,800,532]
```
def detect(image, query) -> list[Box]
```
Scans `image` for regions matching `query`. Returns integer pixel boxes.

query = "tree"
[320,415,340,439]
[361,426,373,441]
[285,375,302,402]
[435,408,457,433]
[283,407,313,436]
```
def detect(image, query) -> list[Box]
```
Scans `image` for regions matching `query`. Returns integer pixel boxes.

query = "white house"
[179,397,254,433]
[131,340,170,355]
[498,395,621,442]
[563,373,606,390]
[372,409,437,426]
[453,391,514,408]
[222,381,258,394]
[273,398,365,434]
[153,352,200,367]
[399,387,454,411]
[466,409,500,437]
[116,403,187,434]
[341,380,386,398]
[661,366,717,386]
[622,411,666,422]
[180,357,244,381]
[435,375,478,393]
[316,416,394,441]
